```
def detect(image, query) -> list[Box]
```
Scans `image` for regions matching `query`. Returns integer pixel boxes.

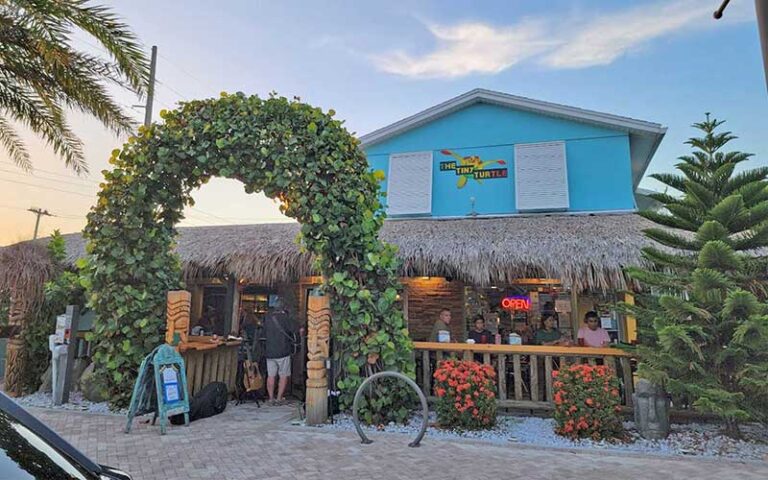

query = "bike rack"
[351,371,429,448]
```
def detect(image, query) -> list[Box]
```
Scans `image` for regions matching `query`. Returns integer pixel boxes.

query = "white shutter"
[514,141,569,211]
[387,151,433,215]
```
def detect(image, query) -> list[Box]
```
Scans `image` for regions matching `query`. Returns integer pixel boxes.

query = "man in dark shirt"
[262,298,297,405]
[467,315,493,363]
[467,315,493,344]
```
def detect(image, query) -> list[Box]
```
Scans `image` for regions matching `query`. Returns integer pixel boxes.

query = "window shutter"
[514,141,569,211]
[387,151,433,215]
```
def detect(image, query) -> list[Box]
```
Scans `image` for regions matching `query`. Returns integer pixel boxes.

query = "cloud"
[371,20,556,78]
[541,1,713,69]
[370,0,751,78]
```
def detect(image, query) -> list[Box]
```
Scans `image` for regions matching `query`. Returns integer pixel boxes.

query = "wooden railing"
[413,342,634,410]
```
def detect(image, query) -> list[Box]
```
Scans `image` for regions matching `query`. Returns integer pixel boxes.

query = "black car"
[0,392,131,479]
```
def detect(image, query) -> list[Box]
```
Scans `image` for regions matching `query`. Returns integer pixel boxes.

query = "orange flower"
[585,398,594,407]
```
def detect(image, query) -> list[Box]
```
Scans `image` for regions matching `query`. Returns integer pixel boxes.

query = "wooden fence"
[413,342,634,410]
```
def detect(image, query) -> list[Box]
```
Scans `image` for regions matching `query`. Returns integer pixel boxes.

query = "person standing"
[430,308,452,342]
[262,297,297,405]
[577,311,611,347]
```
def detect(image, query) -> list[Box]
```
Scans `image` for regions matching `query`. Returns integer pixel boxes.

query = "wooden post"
[421,350,431,395]
[513,354,522,400]
[61,305,80,404]
[530,354,539,402]
[497,354,507,401]
[620,356,634,407]
[305,293,331,425]
[544,356,553,402]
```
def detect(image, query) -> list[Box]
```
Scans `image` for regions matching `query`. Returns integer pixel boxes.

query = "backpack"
[170,381,228,425]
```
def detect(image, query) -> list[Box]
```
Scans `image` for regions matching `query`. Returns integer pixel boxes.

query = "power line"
[189,207,237,225]
[0,161,101,185]
[0,168,99,191]
[156,78,189,100]
[157,52,217,93]
[0,203,86,219]
[0,178,96,198]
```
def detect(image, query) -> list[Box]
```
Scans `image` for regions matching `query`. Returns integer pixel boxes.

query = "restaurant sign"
[501,295,531,311]
[439,149,507,189]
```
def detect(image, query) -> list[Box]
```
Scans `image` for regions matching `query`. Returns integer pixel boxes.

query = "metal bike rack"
[351,371,429,448]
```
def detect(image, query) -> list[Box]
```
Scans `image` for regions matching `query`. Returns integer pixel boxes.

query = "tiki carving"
[3,292,30,397]
[305,294,331,425]
[166,290,191,347]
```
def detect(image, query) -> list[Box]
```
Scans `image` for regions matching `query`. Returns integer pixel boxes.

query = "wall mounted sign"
[440,150,507,189]
[501,296,531,311]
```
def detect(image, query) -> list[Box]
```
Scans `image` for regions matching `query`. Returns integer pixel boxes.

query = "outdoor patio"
[27,404,768,480]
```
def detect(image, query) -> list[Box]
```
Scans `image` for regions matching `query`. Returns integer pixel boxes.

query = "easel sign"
[125,343,190,435]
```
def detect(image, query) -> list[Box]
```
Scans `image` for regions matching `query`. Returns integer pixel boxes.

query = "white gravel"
[310,413,768,461]
[14,392,126,416]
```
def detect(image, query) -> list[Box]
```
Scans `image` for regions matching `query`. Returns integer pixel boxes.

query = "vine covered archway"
[84,93,414,418]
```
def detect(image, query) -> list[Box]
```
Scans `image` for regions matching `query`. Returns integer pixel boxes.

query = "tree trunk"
[724,418,742,439]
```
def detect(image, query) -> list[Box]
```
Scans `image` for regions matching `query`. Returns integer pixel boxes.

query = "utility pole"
[27,208,52,240]
[144,45,158,128]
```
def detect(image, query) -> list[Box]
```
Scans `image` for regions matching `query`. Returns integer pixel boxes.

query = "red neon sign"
[501,296,531,311]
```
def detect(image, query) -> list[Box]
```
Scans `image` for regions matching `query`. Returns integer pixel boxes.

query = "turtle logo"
[439,149,507,188]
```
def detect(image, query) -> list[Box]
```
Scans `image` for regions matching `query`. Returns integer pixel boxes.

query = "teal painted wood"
[124,344,190,435]
[365,103,637,216]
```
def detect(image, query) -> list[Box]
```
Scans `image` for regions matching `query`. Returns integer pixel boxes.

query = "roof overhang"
[360,88,667,189]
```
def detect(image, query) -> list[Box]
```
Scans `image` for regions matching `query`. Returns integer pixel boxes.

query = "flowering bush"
[552,364,624,441]
[433,359,496,430]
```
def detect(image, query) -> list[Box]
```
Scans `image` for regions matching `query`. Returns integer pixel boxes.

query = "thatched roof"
[1,214,657,292]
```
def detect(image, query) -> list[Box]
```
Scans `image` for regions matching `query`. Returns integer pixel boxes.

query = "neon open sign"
[501,296,531,311]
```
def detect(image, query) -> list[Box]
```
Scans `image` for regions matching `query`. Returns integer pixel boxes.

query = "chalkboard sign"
[125,344,190,435]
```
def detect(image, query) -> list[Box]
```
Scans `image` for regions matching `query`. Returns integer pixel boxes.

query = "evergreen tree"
[626,115,768,437]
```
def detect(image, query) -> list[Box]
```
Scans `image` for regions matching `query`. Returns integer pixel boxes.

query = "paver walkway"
[29,403,768,480]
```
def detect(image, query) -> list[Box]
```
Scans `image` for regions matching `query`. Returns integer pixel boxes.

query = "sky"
[1,0,767,245]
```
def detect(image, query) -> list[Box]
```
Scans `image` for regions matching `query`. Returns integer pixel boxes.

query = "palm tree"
[0,0,148,173]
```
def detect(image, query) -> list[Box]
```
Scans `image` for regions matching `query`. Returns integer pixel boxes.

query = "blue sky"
[1,0,767,244]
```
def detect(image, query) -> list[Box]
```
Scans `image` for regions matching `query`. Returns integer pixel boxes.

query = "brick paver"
[28,405,768,480]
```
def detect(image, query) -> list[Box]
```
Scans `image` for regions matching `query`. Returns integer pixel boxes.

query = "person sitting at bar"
[430,308,452,342]
[467,315,493,344]
[534,314,564,346]
[512,319,532,344]
[578,310,611,347]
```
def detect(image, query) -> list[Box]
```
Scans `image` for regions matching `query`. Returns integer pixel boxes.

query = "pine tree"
[626,115,768,437]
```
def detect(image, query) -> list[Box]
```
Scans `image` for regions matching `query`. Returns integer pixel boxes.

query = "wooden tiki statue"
[305,294,331,425]
[3,291,30,397]
[166,290,191,348]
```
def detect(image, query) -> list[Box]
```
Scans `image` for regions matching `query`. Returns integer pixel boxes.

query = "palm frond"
[0,116,31,170]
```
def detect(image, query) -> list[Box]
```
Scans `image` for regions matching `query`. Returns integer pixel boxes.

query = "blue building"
[361,89,665,218]
[0,90,668,396]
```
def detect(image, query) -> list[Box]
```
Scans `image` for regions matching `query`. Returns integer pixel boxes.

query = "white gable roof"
[359,88,667,189]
